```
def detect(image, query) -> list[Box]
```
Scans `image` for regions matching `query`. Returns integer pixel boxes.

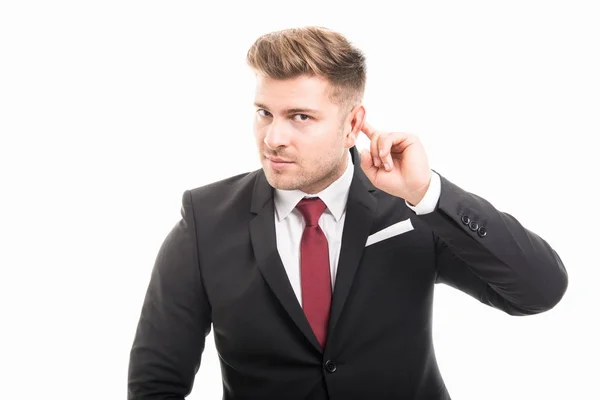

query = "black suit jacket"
[128,146,568,399]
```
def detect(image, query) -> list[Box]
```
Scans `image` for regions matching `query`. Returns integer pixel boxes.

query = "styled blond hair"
[246,26,366,112]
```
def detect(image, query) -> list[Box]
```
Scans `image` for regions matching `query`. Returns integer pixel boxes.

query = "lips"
[265,156,293,163]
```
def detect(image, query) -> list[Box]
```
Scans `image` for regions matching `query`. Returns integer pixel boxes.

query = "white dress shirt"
[273,154,442,306]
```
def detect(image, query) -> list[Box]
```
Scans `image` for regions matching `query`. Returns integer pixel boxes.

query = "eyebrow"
[254,102,321,115]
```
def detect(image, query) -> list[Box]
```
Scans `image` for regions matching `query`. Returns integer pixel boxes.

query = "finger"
[359,147,375,172]
[388,132,414,152]
[360,121,377,139]
[370,131,381,167]
[380,132,411,169]
[377,133,393,171]
[379,133,396,171]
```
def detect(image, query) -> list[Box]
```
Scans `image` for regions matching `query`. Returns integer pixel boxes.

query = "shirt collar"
[274,154,354,223]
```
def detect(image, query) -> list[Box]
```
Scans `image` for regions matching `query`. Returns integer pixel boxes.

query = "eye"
[293,114,311,121]
[257,109,272,117]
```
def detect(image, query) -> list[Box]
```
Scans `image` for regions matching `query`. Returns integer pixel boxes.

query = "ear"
[342,104,366,149]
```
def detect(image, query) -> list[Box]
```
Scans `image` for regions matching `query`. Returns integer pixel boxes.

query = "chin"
[262,171,298,190]
[265,176,298,190]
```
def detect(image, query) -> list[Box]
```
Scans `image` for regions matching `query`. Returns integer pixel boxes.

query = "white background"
[1,1,598,399]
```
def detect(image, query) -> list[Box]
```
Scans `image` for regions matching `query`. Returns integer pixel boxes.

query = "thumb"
[359,148,375,174]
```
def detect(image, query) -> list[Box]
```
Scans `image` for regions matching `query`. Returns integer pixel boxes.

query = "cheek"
[303,138,331,162]
[253,126,265,145]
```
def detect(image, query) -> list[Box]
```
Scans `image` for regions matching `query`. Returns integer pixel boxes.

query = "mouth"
[265,155,294,168]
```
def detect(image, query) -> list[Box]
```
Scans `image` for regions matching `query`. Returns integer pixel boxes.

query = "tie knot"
[296,197,327,227]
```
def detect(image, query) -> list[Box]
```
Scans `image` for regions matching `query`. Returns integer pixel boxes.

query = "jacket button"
[324,360,337,373]
[469,221,479,231]
[478,226,487,237]
[461,215,470,225]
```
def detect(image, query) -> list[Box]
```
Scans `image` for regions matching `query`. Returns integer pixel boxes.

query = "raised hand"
[359,122,432,206]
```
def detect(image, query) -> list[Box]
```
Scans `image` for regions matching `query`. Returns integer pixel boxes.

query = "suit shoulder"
[184,168,262,210]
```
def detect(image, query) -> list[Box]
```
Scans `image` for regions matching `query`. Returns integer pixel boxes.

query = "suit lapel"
[327,147,378,339]
[250,169,323,353]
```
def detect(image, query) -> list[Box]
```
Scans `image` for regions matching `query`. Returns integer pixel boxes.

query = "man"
[128,26,568,399]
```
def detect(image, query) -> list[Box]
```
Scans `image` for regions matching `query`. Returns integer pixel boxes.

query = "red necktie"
[296,197,332,349]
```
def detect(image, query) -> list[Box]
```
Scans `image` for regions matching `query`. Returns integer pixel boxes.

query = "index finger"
[360,121,377,139]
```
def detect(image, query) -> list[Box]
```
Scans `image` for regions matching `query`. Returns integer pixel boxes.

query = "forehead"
[254,74,337,111]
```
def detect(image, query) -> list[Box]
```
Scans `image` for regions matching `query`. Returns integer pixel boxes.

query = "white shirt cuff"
[405,171,441,215]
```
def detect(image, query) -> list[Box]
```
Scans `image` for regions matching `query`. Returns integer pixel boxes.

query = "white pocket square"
[365,218,414,247]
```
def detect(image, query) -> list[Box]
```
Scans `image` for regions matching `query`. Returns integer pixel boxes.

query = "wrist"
[406,174,432,206]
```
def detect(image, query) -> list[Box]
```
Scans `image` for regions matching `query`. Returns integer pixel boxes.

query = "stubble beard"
[261,125,347,193]
[265,153,345,194]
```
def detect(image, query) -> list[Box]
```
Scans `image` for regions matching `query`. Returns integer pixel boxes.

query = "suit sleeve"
[128,190,212,399]
[418,171,568,316]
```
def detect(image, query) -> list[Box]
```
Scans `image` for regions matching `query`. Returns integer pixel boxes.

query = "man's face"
[253,74,361,194]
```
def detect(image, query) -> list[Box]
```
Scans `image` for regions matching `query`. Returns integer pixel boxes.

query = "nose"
[263,120,291,150]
